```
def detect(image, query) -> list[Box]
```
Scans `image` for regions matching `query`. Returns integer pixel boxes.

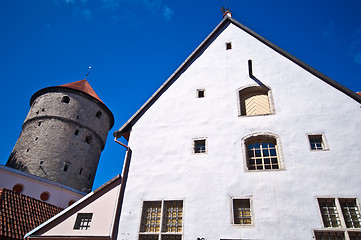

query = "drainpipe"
[111,136,132,240]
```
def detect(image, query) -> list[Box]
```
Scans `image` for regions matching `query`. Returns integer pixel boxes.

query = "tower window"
[38,122,42,126]
[197,89,205,98]
[226,42,232,50]
[63,163,70,172]
[61,96,70,104]
[42,108,45,112]
[96,111,102,118]
[39,160,44,166]
[79,168,83,175]
[85,135,92,144]
[75,129,79,136]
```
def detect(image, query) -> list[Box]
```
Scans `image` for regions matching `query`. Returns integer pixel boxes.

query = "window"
[244,135,280,170]
[238,86,272,116]
[314,231,345,240]
[63,163,70,172]
[308,134,328,151]
[233,198,252,225]
[196,89,205,98]
[193,139,207,154]
[139,200,183,240]
[75,129,79,136]
[315,198,361,239]
[13,184,24,193]
[226,42,232,50]
[96,111,102,118]
[40,192,50,201]
[74,213,93,230]
[61,96,70,103]
[85,135,92,144]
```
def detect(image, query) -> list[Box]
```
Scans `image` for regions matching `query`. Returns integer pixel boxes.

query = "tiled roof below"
[0,188,62,240]
[61,79,102,102]
[357,92,361,96]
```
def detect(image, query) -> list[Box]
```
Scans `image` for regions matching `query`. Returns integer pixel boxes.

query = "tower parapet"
[6,80,114,193]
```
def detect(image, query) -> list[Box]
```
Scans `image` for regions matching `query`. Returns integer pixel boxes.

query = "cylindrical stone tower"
[6,80,114,193]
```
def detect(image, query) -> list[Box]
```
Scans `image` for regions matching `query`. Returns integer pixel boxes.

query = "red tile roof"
[357,92,361,96]
[0,188,62,240]
[61,79,102,102]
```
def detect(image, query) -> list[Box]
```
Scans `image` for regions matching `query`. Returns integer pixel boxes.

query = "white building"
[26,13,361,240]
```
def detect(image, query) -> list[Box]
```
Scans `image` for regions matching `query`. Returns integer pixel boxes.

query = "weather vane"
[85,66,92,80]
[221,0,232,17]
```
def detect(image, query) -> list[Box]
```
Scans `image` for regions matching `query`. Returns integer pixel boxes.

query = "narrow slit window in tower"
[79,168,83,175]
[85,136,92,144]
[75,129,79,136]
[96,111,102,118]
[63,163,70,172]
[38,122,42,126]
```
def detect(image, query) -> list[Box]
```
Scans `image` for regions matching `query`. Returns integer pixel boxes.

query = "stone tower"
[6,80,114,193]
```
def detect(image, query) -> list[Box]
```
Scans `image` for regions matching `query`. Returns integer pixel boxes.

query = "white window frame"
[230,196,254,227]
[139,200,184,240]
[314,197,361,240]
[193,138,207,155]
[237,85,275,117]
[242,132,284,172]
[307,133,329,151]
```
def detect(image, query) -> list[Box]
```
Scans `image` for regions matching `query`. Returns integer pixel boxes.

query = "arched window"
[244,134,282,171]
[239,86,272,116]
[61,96,70,104]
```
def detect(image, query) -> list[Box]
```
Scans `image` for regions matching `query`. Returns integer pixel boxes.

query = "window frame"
[237,85,275,117]
[307,133,329,151]
[231,196,254,227]
[242,132,284,172]
[139,200,184,240]
[73,213,93,230]
[193,138,207,155]
[314,197,361,239]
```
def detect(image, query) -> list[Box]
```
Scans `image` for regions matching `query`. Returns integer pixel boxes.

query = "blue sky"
[1,0,361,190]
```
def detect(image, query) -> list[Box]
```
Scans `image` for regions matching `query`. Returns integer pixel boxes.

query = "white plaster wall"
[117,22,361,240]
[0,165,84,209]
[40,181,120,236]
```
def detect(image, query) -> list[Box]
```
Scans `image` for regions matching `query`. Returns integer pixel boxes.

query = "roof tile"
[61,79,102,102]
[0,188,62,240]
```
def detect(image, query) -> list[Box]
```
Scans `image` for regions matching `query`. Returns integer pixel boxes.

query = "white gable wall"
[117,22,361,239]
[37,179,120,237]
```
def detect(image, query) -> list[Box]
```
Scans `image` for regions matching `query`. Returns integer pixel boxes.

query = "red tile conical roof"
[61,79,102,103]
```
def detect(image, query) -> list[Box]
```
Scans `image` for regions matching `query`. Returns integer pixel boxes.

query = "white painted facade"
[25,16,361,240]
[115,18,361,240]
[0,164,84,209]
